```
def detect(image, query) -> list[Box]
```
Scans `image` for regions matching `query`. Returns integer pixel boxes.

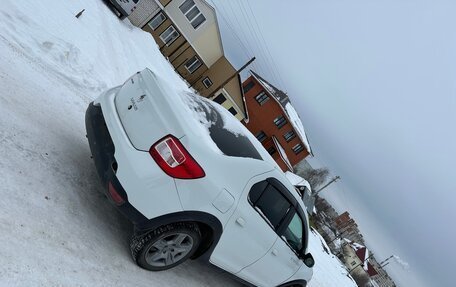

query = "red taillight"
[149,135,205,179]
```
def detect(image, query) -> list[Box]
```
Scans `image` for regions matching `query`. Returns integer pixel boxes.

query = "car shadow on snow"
[57,128,134,258]
[55,125,241,286]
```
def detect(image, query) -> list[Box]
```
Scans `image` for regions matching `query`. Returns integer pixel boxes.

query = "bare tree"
[295,166,330,191]
[351,271,370,287]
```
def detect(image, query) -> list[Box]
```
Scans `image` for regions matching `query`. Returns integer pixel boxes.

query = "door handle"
[291,257,300,265]
[236,217,245,227]
[272,249,279,256]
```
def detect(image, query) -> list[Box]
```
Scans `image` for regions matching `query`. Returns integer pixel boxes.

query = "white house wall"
[164,0,223,67]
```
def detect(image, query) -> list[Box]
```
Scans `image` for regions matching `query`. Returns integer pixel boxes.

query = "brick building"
[242,71,312,171]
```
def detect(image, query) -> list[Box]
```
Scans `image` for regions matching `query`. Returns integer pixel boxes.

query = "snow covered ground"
[0,1,356,286]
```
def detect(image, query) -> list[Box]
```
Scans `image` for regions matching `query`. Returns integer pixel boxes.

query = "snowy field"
[0,1,356,286]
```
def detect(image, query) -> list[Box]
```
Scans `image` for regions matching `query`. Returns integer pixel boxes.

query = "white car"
[85,69,314,287]
[107,0,139,19]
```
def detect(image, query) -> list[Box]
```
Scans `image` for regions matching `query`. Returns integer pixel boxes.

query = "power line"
[210,0,276,83]
[207,0,252,61]
[232,0,281,86]
[225,0,271,79]
[235,0,273,79]
[208,0,287,87]
[244,0,287,88]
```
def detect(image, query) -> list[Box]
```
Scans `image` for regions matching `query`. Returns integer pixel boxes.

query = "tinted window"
[249,181,269,204]
[186,95,262,161]
[251,184,291,228]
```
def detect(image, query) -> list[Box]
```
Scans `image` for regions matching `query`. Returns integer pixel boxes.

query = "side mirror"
[301,252,315,268]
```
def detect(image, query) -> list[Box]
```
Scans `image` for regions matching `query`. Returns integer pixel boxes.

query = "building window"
[255,91,270,105]
[274,115,287,129]
[148,12,166,30]
[202,77,213,88]
[283,130,296,142]
[160,25,180,46]
[267,146,277,155]
[255,131,267,143]
[228,107,238,116]
[213,93,226,105]
[292,143,304,154]
[184,56,202,73]
[179,0,206,29]
[243,81,255,94]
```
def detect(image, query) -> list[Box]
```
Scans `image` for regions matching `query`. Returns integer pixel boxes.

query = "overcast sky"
[209,0,456,286]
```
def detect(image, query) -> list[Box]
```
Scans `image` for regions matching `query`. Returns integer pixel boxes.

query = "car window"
[184,93,263,161]
[282,212,304,253]
[249,182,291,229]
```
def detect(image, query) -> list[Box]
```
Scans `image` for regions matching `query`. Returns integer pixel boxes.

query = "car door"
[237,184,305,286]
[210,175,289,275]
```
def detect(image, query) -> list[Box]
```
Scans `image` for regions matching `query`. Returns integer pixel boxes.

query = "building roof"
[251,70,290,106]
[345,240,379,277]
[249,71,313,156]
[272,136,293,171]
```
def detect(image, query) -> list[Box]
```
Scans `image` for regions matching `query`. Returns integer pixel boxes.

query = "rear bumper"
[85,102,147,225]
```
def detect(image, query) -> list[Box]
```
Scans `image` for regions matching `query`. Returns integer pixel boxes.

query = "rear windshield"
[183,93,263,161]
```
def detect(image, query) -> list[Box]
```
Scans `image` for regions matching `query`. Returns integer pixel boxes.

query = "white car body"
[85,69,313,287]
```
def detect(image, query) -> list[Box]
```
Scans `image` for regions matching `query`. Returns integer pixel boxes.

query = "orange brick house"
[242,71,312,171]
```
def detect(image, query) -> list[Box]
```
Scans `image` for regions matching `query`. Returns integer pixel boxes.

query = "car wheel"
[130,222,201,271]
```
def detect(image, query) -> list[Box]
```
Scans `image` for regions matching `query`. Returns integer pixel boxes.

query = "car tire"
[130,222,201,271]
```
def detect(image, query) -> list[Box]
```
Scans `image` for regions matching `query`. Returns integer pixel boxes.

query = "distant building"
[131,0,246,120]
[242,71,312,171]
[370,264,397,287]
[342,240,378,286]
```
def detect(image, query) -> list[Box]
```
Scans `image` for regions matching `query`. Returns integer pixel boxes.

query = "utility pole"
[314,176,340,196]
[379,255,394,266]
[208,57,256,97]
